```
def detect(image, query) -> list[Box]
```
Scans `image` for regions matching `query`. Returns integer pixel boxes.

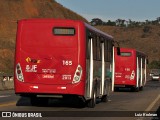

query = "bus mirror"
[117,47,120,55]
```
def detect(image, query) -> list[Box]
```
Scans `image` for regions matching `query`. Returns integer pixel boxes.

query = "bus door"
[86,37,93,99]
[100,42,105,95]
[137,56,144,88]
[86,37,106,98]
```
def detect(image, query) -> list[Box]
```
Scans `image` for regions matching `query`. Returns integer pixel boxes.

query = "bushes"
[143,26,152,33]
[148,60,160,69]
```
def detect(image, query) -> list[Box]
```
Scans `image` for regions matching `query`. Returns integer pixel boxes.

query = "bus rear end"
[114,48,136,88]
[14,19,85,99]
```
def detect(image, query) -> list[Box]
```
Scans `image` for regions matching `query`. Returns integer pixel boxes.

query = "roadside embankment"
[0,76,14,91]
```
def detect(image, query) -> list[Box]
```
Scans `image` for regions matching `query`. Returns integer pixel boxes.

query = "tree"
[106,20,116,26]
[91,18,103,26]
[157,17,160,24]
[116,19,126,27]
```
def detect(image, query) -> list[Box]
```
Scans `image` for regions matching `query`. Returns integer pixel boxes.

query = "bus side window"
[93,35,97,60]
[117,47,121,55]
[104,39,108,62]
[86,30,91,59]
[86,38,90,59]
[97,37,102,61]
[104,39,112,62]
[147,59,149,64]
[110,40,113,61]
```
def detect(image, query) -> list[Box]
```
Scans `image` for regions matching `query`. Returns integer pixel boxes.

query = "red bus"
[14,19,118,108]
[114,48,148,91]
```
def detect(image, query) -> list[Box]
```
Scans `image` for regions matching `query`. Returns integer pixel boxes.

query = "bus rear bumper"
[14,82,85,96]
[114,83,136,87]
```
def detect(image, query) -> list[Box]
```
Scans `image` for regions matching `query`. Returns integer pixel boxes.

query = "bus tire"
[87,88,96,108]
[114,87,118,91]
[101,95,108,102]
[139,86,143,91]
[133,87,139,92]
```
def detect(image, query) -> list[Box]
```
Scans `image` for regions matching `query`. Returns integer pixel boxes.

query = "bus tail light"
[16,63,24,82]
[72,65,82,84]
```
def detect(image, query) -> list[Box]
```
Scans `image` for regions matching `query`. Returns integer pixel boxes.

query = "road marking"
[0,101,16,107]
[0,95,11,98]
[136,94,160,120]
[145,94,160,112]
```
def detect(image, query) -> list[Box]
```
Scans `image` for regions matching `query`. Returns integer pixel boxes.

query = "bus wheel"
[101,95,108,102]
[87,88,96,108]
[139,86,143,91]
[132,87,139,92]
[114,87,119,91]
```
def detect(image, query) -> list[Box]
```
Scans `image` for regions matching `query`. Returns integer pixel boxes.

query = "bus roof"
[120,47,147,57]
[84,23,114,40]
[18,18,114,41]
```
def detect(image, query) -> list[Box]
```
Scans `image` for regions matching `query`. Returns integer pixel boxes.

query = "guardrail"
[0,76,14,90]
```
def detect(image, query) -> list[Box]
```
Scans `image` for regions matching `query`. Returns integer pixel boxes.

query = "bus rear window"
[120,52,131,57]
[53,28,75,36]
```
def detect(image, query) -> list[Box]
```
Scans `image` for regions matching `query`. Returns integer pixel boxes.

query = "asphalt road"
[0,80,159,120]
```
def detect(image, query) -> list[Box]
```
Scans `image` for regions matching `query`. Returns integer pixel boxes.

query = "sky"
[55,0,160,22]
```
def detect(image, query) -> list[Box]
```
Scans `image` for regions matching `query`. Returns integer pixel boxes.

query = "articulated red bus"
[14,19,118,107]
[114,48,148,91]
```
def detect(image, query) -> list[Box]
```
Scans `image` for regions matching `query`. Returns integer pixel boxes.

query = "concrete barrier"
[0,76,14,90]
